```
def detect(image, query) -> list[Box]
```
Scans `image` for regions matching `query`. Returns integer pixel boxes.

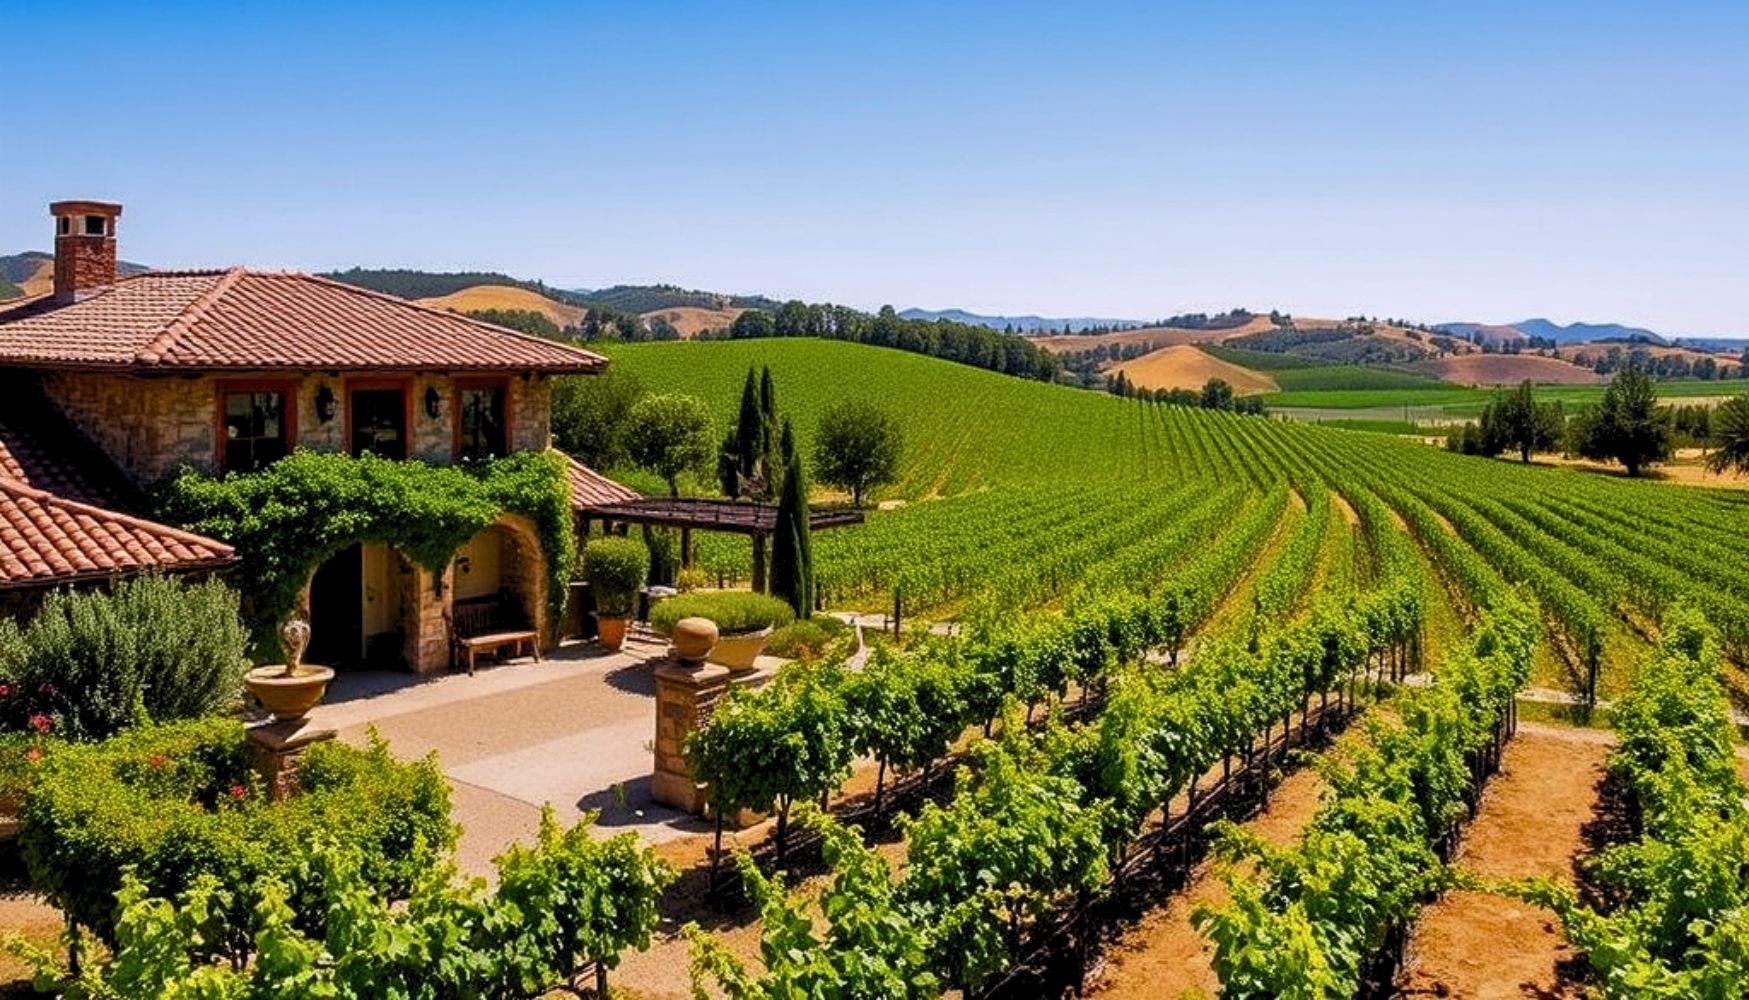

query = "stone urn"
[671,616,719,664]
[707,626,774,673]
[245,619,335,721]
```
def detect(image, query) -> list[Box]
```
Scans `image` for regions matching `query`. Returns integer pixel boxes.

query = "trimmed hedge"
[650,590,795,636]
[584,536,650,617]
[18,718,453,955]
[157,449,574,660]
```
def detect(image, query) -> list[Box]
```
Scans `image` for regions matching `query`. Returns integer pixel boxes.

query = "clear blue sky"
[4,1,1745,335]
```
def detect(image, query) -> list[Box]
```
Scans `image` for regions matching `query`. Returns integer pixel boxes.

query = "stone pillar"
[246,719,337,802]
[651,660,731,814]
[650,658,781,815]
[404,563,453,674]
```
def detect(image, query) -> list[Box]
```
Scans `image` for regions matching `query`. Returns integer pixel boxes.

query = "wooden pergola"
[577,497,864,592]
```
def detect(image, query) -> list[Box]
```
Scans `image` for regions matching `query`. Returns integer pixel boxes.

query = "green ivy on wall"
[158,450,575,661]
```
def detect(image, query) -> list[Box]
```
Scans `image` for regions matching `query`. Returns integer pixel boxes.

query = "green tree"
[1200,378,1235,410]
[624,394,715,496]
[1491,380,1565,462]
[1705,395,1749,475]
[759,365,778,462]
[718,368,765,497]
[812,400,903,507]
[550,368,645,470]
[1571,368,1672,477]
[770,450,815,616]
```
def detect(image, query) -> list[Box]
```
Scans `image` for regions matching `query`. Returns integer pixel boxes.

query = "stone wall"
[43,372,212,483]
[510,376,552,453]
[41,371,557,483]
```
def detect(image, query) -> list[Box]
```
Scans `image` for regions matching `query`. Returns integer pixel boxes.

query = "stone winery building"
[0,199,637,668]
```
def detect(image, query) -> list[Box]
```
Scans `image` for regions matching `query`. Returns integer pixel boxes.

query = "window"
[221,390,289,474]
[349,384,409,458]
[82,215,109,237]
[57,217,70,236]
[456,383,507,461]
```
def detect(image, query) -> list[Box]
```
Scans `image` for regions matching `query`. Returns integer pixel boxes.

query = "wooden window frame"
[214,378,299,474]
[344,376,414,459]
[452,376,513,461]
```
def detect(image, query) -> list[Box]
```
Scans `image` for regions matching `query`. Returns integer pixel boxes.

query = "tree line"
[1446,370,1749,478]
[707,303,1062,381]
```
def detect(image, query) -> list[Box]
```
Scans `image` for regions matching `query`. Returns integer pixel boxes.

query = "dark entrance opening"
[307,544,363,668]
[350,387,408,458]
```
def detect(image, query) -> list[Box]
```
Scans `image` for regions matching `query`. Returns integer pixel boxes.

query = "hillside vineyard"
[622,338,1748,997]
[608,339,1748,701]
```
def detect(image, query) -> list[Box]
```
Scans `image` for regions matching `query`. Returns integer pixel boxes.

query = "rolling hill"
[1109,344,1279,395]
[414,284,585,329]
[1412,353,1601,386]
[1,251,149,300]
[596,338,1179,498]
[1027,314,1277,353]
[641,305,744,338]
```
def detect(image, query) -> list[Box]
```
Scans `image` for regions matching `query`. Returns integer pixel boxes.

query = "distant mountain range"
[899,308,1143,333]
[1434,318,1672,346]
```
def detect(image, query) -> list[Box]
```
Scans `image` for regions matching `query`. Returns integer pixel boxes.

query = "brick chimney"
[49,200,124,303]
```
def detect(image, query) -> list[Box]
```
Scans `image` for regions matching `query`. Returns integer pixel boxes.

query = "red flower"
[0,684,10,697]
[27,714,51,734]
[25,747,42,763]
[228,784,247,799]
[148,753,168,769]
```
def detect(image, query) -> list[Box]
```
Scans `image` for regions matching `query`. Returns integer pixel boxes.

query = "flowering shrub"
[18,718,453,955]
[0,575,249,742]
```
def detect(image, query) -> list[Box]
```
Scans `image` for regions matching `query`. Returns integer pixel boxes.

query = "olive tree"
[812,400,902,507]
[625,393,715,496]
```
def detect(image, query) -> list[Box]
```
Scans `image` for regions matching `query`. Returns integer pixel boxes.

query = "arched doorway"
[451,516,547,647]
[304,543,416,669]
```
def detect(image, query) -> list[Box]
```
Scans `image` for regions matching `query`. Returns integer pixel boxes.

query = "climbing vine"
[157,450,575,660]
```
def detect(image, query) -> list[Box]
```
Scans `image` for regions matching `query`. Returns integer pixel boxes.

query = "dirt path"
[1393,724,1611,1000]
[1089,764,1327,998]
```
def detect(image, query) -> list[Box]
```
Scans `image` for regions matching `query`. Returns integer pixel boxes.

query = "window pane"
[350,388,407,458]
[458,386,505,460]
[222,391,287,474]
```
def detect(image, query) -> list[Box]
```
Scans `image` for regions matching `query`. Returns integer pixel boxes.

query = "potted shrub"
[650,592,794,672]
[585,537,650,651]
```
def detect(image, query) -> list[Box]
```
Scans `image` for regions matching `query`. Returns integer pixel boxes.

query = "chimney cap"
[49,200,123,219]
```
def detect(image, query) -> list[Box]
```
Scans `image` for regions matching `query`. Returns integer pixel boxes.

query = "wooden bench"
[451,596,540,676]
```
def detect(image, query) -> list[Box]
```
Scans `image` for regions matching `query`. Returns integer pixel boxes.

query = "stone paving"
[306,634,713,876]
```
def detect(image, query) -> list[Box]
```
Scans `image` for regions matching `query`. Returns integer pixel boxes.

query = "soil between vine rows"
[1086,764,1329,997]
[1391,723,1611,1000]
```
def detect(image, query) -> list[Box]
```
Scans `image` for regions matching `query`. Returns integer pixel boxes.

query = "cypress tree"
[770,451,814,617]
[758,366,778,477]
[725,367,762,496]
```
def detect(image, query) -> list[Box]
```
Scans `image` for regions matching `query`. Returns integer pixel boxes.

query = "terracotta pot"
[706,626,773,672]
[671,617,719,663]
[245,664,335,721]
[596,615,630,650]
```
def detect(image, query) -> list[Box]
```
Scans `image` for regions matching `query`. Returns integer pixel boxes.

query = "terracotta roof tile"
[560,452,641,508]
[0,477,235,588]
[0,269,606,374]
